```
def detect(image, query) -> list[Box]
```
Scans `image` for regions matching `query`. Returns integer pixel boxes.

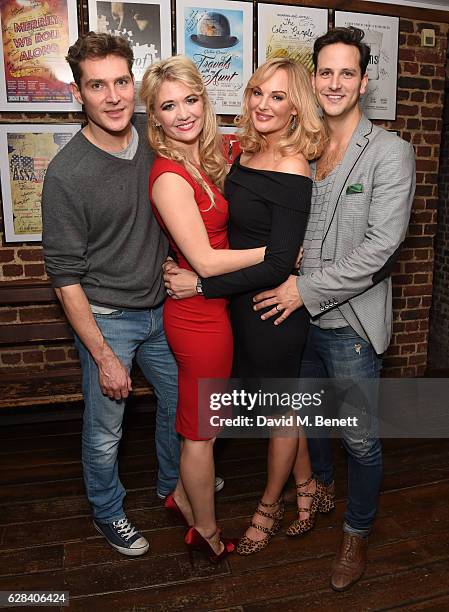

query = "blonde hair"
[237,57,326,160]
[140,55,226,204]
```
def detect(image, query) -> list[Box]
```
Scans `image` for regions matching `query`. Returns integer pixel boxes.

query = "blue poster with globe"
[176,0,253,115]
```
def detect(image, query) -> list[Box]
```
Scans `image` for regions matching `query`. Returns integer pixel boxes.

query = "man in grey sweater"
[42,32,179,556]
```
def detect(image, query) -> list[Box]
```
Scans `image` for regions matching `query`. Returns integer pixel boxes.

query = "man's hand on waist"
[253,275,304,325]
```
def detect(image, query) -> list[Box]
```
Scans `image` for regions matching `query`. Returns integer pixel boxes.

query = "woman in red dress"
[140,56,265,561]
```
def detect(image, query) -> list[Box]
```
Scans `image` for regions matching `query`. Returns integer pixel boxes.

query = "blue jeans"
[75,304,179,522]
[301,325,383,536]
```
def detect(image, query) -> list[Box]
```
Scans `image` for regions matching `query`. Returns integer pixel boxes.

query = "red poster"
[0,0,77,108]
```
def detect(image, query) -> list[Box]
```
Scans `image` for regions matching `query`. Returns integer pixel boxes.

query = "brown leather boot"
[330,532,367,591]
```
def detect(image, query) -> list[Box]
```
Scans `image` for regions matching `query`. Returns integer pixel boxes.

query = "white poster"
[176,0,253,115]
[257,4,328,72]
[334,11,399,120]
[0,124,80,242]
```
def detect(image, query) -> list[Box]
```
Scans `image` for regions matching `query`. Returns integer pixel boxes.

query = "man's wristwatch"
[196,276,204,295]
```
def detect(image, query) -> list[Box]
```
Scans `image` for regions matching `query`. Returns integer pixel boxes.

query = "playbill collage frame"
[0,0,399,242]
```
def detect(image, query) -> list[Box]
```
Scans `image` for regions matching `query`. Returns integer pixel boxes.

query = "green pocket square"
[346,183,363,194]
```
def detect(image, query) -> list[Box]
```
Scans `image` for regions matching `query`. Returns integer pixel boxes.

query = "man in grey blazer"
[254,27,416,590]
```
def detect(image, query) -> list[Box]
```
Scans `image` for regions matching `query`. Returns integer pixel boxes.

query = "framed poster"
[257,3,328,72]
[334,11,399,120]
[219,125,241,164]
[0,124,80,242]
[0,0,80,111]
[88,0,172,86]
[176,0,252,115]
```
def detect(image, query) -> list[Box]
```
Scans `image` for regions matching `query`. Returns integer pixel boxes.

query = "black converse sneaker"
[93,516,149,556]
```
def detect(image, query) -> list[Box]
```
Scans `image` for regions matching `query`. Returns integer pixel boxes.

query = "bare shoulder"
[275,155,311,178]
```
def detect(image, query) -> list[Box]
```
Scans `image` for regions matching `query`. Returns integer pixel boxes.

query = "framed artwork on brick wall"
[0,123,80,242]
[334,11,399,120]
[0,0,80,111]
[88,0,172,110]
[176,0,253,115]
[257,3,328,72]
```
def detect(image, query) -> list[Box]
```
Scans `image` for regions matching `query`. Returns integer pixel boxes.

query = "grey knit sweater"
[42,117,168,309]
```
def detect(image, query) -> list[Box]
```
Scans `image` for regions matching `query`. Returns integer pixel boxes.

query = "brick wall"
[377,19,449,376]
[428,60,449,369]
[0,14,448,378]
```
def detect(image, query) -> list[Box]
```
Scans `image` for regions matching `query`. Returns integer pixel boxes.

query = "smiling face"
[313,42,368,121]
[248,68,297,140]
[153,79,205,149]
[71,54,135,140]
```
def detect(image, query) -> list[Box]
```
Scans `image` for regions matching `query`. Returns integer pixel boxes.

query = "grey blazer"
[297,114,416,355]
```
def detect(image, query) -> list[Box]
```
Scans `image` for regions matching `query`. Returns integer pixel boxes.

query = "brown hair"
[140,55,227,203]
[66,32,134,87]
[313,27,371,76]
[237,58,326,161]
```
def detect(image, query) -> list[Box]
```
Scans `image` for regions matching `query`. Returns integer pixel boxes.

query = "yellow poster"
[1,125,80,242]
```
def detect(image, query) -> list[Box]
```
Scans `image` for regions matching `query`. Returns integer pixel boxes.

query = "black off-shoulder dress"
[202,156,312,378]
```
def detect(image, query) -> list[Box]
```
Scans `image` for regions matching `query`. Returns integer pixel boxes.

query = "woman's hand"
[163,263,198,299]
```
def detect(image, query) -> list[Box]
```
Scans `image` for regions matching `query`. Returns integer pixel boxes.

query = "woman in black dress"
[165,58,333,555]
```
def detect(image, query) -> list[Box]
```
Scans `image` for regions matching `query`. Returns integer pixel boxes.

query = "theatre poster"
[0,0,79,111]
[257,3,328,72]
[176,0,253,115]
[88,0,172,101]
[0,124,80,242]
[335,11,399,120]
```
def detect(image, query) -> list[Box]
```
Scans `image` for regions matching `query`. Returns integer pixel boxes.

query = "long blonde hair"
[237,58,326,160]
[140,55,226,203]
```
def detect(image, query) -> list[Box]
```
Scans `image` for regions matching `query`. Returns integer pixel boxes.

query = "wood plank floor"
[1,402,449,611]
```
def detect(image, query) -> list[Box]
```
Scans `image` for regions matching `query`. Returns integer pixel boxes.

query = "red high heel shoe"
[164,493,189,527]
[184,527,237,564]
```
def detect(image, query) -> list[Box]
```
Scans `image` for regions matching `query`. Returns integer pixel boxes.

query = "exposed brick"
[45,349,67,362]
[406,118,421,129]
[404,62,419,75]
[397,90,410,101]
[399,49,415,62]
[0,310,17,323]
[398,76,430,90]
[410,91,424,103]
[0,250,15,263]
[431,79,445,91]
[23,351,44,364]
[420,65,435,77]
[17,248,44,262]
[406,34,421,46]
[3,264,23,277]
[400,20,414,33]
[1,353,21,365]
[421,106,443,118]
[416,159,438,172]
[24,263,45,277]
[19,305,64,323]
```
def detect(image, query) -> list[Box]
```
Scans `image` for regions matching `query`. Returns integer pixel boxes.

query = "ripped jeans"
[300,325,383,536]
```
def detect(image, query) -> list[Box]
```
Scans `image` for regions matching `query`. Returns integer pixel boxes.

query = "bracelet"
[196,276,204,295]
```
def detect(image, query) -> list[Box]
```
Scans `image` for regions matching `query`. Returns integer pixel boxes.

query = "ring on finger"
[275,304,282,312]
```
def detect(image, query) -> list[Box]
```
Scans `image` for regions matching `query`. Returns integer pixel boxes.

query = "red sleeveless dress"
[149,157,233,440]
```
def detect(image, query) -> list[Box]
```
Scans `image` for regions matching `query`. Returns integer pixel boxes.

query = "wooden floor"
[1,401,449,611]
